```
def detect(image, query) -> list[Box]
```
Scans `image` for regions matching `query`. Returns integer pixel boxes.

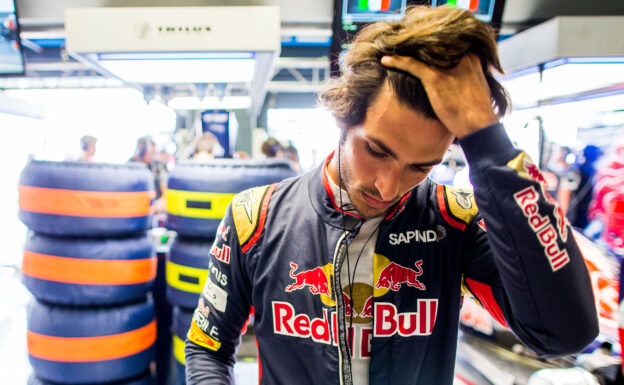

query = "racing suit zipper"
[332,230,352,385]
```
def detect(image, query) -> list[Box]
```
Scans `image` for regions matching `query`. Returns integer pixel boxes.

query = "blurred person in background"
[130,135,167,225]
[261,137,283,159]
[191,132,222,161]
[78,135,97,162]
[261,137,302,172]
[542,143,573,199]
[281,141,302,173]
[558,145,604,230]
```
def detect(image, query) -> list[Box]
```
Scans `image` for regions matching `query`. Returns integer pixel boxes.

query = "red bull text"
[514,186,570,271]
[272,299,438,351]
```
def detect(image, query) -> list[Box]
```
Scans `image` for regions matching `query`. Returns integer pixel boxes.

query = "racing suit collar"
[307,152,413,229]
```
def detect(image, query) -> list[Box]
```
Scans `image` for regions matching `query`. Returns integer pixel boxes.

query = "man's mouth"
[361,191,393,210]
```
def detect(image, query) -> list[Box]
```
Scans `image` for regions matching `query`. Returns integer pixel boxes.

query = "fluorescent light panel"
[93,53,256,84]
[97,52,255,60]
[167,96,251,110]
[540,63,624,100]
[500,58,624,108]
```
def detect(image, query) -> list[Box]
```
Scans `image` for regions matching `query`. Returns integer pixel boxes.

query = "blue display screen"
[431,0,497,23]
[342,0,408,23]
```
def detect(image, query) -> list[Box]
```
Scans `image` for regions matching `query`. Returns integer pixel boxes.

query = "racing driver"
[185,5,599,385]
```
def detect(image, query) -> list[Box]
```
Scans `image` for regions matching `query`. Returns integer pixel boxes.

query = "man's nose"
[374,168,400,201]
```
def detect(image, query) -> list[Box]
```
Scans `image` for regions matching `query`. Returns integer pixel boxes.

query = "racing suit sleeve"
[184,203,253,384]
[458,122,599,357]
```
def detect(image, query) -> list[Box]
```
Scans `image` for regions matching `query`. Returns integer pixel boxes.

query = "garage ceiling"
[3,0,624,112]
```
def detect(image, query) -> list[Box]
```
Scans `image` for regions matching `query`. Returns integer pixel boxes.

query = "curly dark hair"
[319,5,510,128]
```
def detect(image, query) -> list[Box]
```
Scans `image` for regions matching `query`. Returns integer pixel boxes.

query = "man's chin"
[351,200,390,219]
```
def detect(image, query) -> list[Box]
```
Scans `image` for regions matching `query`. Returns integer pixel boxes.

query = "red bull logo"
[514,186,570,271]
[210,244,231,264]
[375,299,438,337]
[272,299,438,352]
[217,223,229,242]
[508,153,569,242]
[360,295,374,318]
[343,293,357,317]
[375,260,426,291]
[197,297,210,317]
[285,262,332,297]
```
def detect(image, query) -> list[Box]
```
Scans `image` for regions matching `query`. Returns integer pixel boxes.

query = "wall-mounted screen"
[0,0,25,76]
[330,0,506,76]
[342,0,408,23]
[431,0,497,23]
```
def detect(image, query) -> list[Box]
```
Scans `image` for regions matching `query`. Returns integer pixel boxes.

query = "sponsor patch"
[188,319,221,352]
[217,223,229,242]
[438,185,479,230]
[209,261,228,286]
[210,244,231,264]
[514,186,570,271]
[507,153,569,242]
[375,260,426,291]
[374,300,438,337]
[232,186,269,245]
[272,301,407,358]
[236,190,257,223]
[203,278,228,312]
[389,226,446,245]
[452,190,474,210]
[285,262,332,296]
[197,297,210,317]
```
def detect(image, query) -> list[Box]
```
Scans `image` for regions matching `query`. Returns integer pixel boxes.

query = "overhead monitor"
[342,0,408,23]
[0,0,25,76]
[431,0,500,23]
[330,0,506,76]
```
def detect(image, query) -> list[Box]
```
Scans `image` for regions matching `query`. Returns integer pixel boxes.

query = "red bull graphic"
[217,223,229,242]
[374,299,438,337]
[525,161,569,242]
[509,153,569,242]
[360,295,374,318]
[272,301,432,356]
[343,292,357,317]
[514,186,570,271]
[210,244,231,264]
[341,283,374,324]
[375,260,426,291]
[273,302,336,345]
[285,262,332,296]
[197,297,210,317]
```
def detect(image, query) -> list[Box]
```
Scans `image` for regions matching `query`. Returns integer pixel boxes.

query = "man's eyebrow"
[368,137,443,167]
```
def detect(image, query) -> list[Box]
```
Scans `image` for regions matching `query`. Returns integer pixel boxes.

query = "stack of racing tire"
[165,159,297,384]
[18,161,158,385]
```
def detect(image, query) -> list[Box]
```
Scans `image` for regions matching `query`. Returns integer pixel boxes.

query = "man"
[191,132,223,161]
[185,6,598,385]
[78,135,97,162]
[130,135,167,222]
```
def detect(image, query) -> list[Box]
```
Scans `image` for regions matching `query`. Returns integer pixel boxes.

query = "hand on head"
[380,54,499,138]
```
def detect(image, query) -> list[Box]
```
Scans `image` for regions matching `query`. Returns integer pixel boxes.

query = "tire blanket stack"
[165,159,296,384]
[19,161,157,384]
